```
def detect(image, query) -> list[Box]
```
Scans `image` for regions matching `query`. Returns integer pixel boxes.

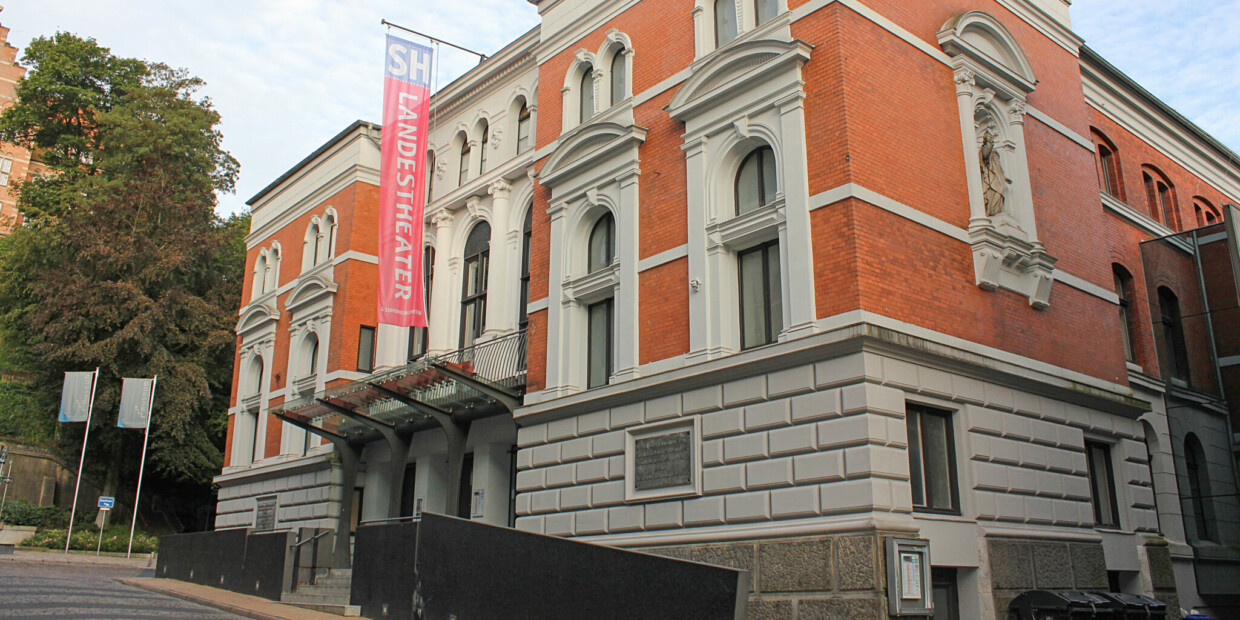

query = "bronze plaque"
[634,431,692,491]
[255,496,278,531]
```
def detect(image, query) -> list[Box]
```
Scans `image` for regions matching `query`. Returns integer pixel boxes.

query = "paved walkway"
[118,578,345,620]
[2,549,343,620]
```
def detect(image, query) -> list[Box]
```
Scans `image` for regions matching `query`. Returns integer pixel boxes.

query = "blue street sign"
[97,496,114,510]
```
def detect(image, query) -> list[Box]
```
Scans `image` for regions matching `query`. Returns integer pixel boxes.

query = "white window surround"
[561,31,634,134]
[692,0,791,60]
[669,38,816,363]
[282,273,335,457]
[938,11,1057,309]
[539,122,646,397]
[232,344,273,468]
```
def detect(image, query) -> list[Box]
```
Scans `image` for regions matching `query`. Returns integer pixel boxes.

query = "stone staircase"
[281,568,359,617]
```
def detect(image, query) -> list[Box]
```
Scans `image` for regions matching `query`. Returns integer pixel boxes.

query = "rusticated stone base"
[988,537,1110,616]
[643,530,898,619]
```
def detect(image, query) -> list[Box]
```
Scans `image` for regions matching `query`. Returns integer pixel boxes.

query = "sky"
[3,1,1237,217]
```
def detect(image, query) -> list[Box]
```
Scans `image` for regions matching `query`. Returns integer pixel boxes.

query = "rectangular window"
[906,405,959,513]
[587,298,614,388]
[738,240,782,349]
[0,158,11,186]
[357,325,376,373]
[1086,440,1120,528]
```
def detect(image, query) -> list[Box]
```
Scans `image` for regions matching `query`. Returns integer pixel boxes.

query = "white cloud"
[1072,0,1240,155]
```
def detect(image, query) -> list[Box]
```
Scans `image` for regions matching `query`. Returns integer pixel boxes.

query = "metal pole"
[380,19,488,61]
[95,508,107,556]
[64,368,100,554]
[126,375,156,559]
[0,461,11,518]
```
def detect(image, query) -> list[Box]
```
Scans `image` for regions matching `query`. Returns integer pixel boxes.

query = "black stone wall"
[157,529,296,601]
[350,521,419,620]
[414,513,748,620]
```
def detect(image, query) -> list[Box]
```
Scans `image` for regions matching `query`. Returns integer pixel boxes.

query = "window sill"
[707,198,784,251]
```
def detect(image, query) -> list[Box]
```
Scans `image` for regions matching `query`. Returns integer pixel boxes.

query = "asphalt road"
[0,558,243,619]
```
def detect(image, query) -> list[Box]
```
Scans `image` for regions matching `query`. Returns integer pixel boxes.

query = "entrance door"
[457,453,474,519]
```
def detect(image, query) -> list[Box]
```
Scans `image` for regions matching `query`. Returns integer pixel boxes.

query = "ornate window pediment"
[539,122,647,193]
[284,275,337,315]
[938,12,1036,96]
[236,303,280,339]
[669,39,811,123]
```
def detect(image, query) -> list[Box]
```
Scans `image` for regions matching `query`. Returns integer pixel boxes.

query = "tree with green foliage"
[0,32,246,523]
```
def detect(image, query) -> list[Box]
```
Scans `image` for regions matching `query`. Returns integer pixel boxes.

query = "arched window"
[266,246,281,293]
[579,66,595,124]
[735,146,778,215]
[610,49,627,106]
[320,213,337,266]
[458,136,471,186]
[252,254,267,300]
[588,212,615,272]
[1194,197,1220,228]
[755,0,778,26]
[409,246,435,361]
[304,222,321,270]
[1158,287,1189,383]
[460,222,491,346]
[519,208,533,331]
[1113,265,1136,363]
[248,356,264,397]
[479,122,489,175]
[1185,434,1217,541]
[1092,129,1123,200]
[517,103,532,153]
[715,0,738,47]
[303,333,319,378]
[1143,168,1179,230]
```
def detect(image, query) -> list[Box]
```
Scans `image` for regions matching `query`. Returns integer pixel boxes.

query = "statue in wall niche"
[979,130,1009,217]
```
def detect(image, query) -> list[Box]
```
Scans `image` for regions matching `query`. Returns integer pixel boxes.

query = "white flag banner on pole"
[118,378,155,429]
[59,371,96,422]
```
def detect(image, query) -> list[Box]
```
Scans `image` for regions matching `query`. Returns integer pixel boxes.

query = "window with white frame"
[517,103,532,153]
[588,212,615,272]
[458,135,471,186]
[906,404,959,514]
[579,65,595,124]
[460,222,490,346]
[668,38,816,361]
[409,245,434,361]
[303,221,322,272]
[1085,440,1120,528]
[715,0,738,47]
[479,121,489,175]
[0,158,12,186]
[609,48,627,107]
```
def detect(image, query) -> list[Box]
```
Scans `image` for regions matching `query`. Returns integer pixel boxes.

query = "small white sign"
[471,490,485,518]
[900,552,922,600]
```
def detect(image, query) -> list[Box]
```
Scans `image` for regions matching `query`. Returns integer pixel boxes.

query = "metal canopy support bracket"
[368,383,472,517]
[317,399,410,520]
[275,414,358,569]
[428,361,522,411]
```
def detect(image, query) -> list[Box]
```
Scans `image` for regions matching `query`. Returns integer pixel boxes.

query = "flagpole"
[64,368,100,554]
[126,375,156,559]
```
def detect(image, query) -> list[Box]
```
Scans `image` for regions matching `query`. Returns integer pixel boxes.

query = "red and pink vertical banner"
[378,34,434,327]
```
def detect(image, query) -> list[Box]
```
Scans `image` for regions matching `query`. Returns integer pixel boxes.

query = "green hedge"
[21,525,159,553]
[0,499,71,528]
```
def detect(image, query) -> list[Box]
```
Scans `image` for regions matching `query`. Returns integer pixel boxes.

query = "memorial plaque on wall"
[254,496,277,531]
[634,430,692,491]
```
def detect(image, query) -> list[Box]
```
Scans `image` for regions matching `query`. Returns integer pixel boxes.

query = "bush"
[21,525,159,553]
[0,499,68,528]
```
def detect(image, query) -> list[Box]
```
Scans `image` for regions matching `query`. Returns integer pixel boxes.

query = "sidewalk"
[118,577,347,620]
[2,548,344,620]
[0,547,153,569]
